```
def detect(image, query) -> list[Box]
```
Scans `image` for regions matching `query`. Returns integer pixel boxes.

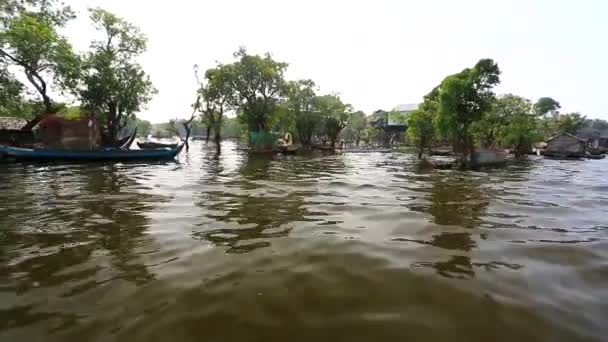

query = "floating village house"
[544,133,587,158]
[368,103,418,145]
[0,115,100,149]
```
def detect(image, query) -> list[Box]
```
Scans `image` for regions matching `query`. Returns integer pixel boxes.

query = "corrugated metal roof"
[392,103,418,112]
[0,117,27,130]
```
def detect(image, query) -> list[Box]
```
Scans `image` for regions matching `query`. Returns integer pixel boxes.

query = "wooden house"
[544,133,587,158]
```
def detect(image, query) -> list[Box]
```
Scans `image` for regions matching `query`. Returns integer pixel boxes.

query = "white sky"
[58,0,608,123]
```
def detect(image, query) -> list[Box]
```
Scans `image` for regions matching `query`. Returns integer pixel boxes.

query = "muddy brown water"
[1,141,607,342]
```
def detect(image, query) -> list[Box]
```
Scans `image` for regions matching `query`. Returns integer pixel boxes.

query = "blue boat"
[0,144,184,162]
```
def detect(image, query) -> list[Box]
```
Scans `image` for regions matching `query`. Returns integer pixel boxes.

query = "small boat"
[0,144,184,162]
[137,141,179,149]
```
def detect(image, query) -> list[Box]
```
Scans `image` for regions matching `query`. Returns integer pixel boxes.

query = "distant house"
[368,110,389,128]
[0,114,100,148]
[545,133,587,158]
[389,103,418,126]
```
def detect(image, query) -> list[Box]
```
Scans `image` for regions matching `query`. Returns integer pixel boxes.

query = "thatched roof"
[0,117,27,130]
[547,132,586,144]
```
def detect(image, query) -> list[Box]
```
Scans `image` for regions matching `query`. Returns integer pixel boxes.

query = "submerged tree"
[229,48,288,137]
[315,94,350,148]
[0,0,79,129]
[195,64,234,146]
[79,8,156,145]
[344,110,367,146]
[286,79,319,146]
[407,105,436,159]
[432,59,501,164]
[496,95,539,156]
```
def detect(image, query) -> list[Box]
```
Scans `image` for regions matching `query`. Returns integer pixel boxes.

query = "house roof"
[392,103,418,112]
[0,117,28,130]
[546,132,587,144]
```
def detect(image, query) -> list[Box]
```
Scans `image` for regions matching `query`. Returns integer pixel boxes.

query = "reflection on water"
[0,141,607,341]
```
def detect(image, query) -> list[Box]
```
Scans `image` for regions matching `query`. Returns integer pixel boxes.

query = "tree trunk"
[214,127,221,145]
[205,125,211,143]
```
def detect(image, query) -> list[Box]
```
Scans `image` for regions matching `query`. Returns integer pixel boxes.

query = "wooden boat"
[0,144,184,162]
[137,141,179,149]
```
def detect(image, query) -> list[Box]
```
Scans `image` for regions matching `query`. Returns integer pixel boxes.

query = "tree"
[229,47,288,144]
[0,64,34,117]
[553,113,586,135]
[363,126,382,146]
[222,116,243,139]
[407,106,436,159]
[196,64,234,146]
[496,95,539,156]
[534,97,560,117]
[286,79,319,146]
[344,111,367,146]
[79,8,156,145]
[315,94,350,148]
[0,1,79,129]
[432,59,501,164]
[135,118,152,137]
[584,118,608,130]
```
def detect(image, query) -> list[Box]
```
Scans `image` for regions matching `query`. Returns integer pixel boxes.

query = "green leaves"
[534,97,561,117]
[230,48,288,133]
[315,94,351,146]
[430,59,501,157]
[1,8,78,113]
[79,8,155,143]
[407,108,435,158]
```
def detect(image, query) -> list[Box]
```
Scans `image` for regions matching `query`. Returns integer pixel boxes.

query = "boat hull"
[138,142,179,149]
[0,144,183,162]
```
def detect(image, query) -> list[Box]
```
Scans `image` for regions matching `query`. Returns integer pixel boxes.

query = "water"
[1,141,607,342]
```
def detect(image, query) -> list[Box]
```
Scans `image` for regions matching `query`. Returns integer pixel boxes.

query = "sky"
[56,0,608,123]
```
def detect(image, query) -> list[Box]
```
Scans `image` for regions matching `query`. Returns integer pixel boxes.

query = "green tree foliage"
[431,59,501,162]
[495,95,539,156]
[362,126,382,146]
[0,1,79,128]
[407,106,436,159]
[552,113,586,135]
[534,97,561,116]
[315,94,351,147]
[221,116,243,139]
[196,64,234,144]
[229,47,288,135]
[344,110,367,146]
[0,65,33,117]
[584,118,608,130]
[135,118,152,137]
[286,79,319,145]
[79,8,156,145]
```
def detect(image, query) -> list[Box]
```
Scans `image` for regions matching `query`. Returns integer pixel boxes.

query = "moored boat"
[0,144,184,162]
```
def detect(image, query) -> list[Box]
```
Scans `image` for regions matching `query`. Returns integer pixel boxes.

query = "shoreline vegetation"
[2,1,607,167]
